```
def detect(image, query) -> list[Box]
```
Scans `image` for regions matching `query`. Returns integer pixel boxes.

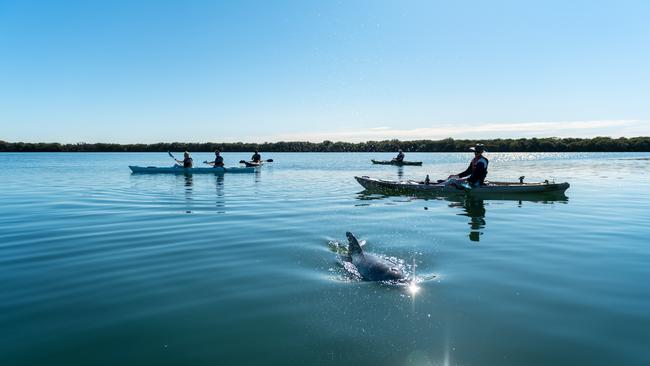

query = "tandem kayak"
[355,176,570,196]
[371,159,423,166]
[129,166,255,174]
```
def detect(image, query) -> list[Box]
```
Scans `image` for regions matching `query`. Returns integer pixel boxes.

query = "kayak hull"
[243,161,263,167]
[129,166,255,174]
[371,159,422,166]
[355,176,570,196]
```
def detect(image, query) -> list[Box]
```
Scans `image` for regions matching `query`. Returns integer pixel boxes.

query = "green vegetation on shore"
[1,137,649,153]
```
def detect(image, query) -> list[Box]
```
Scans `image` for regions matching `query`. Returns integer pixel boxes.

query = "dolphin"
[346,232,406,282]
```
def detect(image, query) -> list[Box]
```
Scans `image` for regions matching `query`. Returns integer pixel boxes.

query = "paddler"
[205,150,224,168]
[175,151,193,168]
[394,149,405,163]
[449,144,488,186]
[251,150,261,163]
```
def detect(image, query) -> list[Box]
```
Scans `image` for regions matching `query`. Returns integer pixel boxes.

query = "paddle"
[168,151,182,166]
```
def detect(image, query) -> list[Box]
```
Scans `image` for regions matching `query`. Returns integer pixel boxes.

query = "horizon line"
[3,135,650,145]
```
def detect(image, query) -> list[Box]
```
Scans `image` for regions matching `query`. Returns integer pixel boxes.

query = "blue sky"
[1,0,649,143]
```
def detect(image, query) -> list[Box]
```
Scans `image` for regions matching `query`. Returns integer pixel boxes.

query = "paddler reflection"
[448,198,486,242]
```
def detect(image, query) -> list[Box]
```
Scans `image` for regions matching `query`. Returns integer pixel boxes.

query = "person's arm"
[457,163,473,178]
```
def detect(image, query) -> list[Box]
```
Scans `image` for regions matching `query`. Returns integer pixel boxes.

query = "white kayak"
[129,166,255,174]
[355,176,570,196]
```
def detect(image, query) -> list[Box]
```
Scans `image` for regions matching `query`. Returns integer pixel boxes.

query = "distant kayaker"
[175,151,193,168]
[449,144,488,186]
[394,149,405,162]
[251,150,261,163]
[205,151,224,168]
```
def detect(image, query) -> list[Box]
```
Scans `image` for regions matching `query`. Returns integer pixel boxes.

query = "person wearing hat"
[394,149,405,163]
[450,144,488,186]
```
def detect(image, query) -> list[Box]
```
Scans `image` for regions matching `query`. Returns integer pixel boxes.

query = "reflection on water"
[184,174,193,188]
[452,199,486,242]
[183,174,193,213]
[254,168,262,184]
[446,194,568,242]
[214,174,225,213]
[397,166,404,180]
[357,190,569,242]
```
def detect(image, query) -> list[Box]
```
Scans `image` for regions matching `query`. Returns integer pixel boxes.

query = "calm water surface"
[1,152,649,365]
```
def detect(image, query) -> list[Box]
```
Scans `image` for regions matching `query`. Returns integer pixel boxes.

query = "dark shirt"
[396,152,405,162]
[214,156,224,167]
[183,157,193,168]
[458,156,488,185]
[252,153,261,162]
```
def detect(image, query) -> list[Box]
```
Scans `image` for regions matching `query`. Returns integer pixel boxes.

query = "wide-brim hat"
[469,143,486,152]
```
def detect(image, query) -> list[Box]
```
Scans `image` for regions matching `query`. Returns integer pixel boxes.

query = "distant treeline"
[1,137,650,153]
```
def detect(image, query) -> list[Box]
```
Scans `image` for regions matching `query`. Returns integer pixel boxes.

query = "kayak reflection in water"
[447,143,488,187]
[397,166,404,180]
[251,150,262,163]
[205,150,225,168]
[174,151,194,168]
[394,149,405,163]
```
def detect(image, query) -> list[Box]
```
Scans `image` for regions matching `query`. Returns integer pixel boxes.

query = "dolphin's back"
[354,253,404,281]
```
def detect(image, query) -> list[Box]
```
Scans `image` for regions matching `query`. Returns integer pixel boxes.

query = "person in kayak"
[449,144,488,186]
[251,150,261,163]
[394,149,405,162]
[205,151,224,168]
[175,151,193,168]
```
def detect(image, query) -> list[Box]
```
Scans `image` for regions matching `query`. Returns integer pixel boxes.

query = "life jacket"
[183,157,193,168]
[215,156,224,167]
[469,155,488,185]
[471,155,488,170]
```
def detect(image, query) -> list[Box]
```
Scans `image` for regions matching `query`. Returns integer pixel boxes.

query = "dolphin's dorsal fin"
[346,232,364,256]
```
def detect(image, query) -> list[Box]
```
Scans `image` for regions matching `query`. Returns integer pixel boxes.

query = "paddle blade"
[239,160,246,164]
[266,159,274,162]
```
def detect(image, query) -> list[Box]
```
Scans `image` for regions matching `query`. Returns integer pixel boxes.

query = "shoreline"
[2,137,649,153]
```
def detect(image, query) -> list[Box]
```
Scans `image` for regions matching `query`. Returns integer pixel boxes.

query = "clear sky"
[1,0,649,143]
